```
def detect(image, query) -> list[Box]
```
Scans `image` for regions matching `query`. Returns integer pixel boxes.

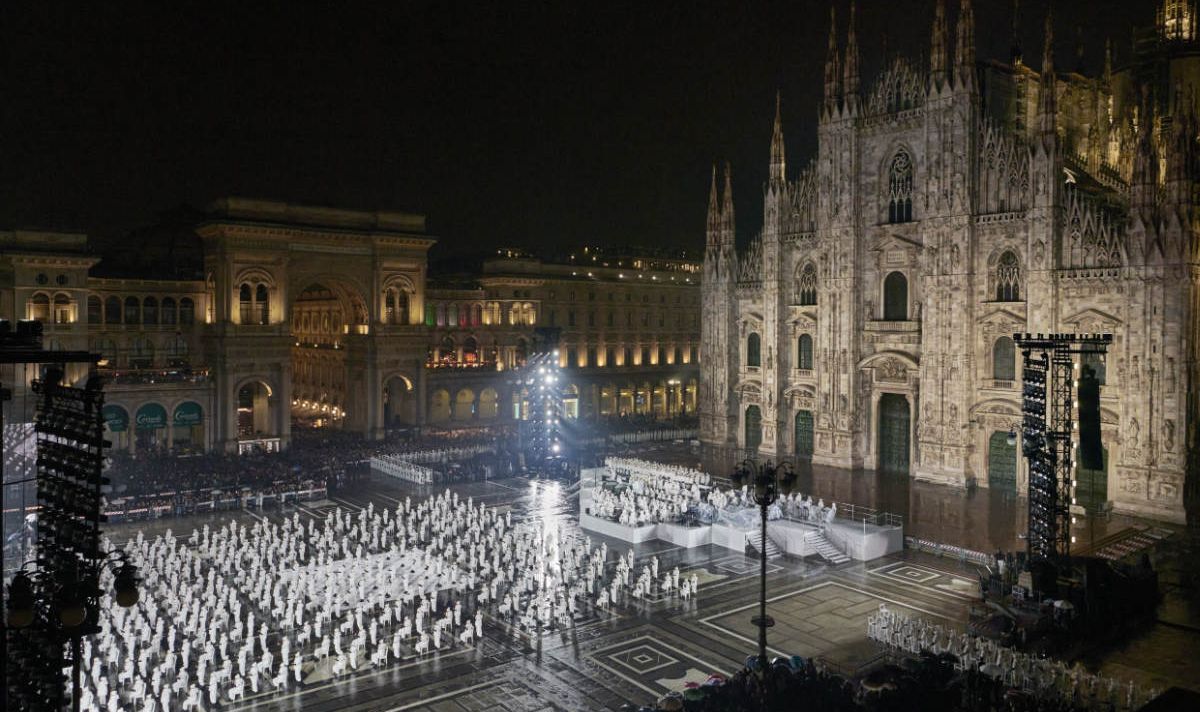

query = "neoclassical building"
[699,1,1199,523]
[2,200,701,456]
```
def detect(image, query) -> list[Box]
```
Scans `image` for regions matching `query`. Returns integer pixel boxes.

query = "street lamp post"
[732,458,795,677]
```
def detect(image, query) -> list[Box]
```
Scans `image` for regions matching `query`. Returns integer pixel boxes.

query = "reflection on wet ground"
[100,448,1200,710]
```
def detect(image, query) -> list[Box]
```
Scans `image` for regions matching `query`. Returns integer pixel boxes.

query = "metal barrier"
[904,536,993,567]
[834,502,904,529]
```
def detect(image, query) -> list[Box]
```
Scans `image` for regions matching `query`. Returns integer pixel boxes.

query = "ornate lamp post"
[731,457,795,676]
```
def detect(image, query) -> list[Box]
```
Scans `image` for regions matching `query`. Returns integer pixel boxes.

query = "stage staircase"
[804,530,851,565]
[746,530,782,560]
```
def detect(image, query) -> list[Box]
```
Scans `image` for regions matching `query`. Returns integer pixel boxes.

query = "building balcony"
[98,366,211,386]
[864,319,920,333]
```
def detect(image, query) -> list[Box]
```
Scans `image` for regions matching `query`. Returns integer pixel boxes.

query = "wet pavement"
[102,453,1200,711]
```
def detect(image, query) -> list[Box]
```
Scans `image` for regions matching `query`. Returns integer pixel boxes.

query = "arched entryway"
[429,389,451,423]
[172,401,205,453]
[478,388,499,419]
[744,405,762,452]
[987,430,1017,493]
[102,404,130,452]
[453,388,476,421]
[237,381,276,439]
[135,402,169,452]
[383,375,416,427]
[794,410,814,460]
[877,393,910,474]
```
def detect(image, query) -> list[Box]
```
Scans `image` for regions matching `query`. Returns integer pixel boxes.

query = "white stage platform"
[579,484,902,562]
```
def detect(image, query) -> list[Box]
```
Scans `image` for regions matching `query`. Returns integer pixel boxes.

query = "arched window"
[28,293,50,322]
[995,251,1021,301]
[161,297,176,325]
[105,296,121,324]
[255,284,269,324]
[883,272,908,320]
[887,149,914,223]
[463,336,478,363]
[396,291,410,324]
[87,295,102,324]
[52,293,71,324]
[992,336,1016,381]
[143,296,158,325]
[746,332,761,368]
[239,284,253,323]
[797,263,818,305]
[384,290,397,324]
[797,333,814,370]
[130,337,155,369]
[179,297,194,325]
[124,296,140,325]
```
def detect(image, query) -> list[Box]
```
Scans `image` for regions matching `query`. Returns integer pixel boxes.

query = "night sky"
[2,1,1150,259]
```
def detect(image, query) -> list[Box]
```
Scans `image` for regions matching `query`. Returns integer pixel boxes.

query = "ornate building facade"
[700,1,1200,523]
[2,201,700,456]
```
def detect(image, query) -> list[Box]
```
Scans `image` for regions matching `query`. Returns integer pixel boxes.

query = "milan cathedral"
[700,0,1200,523]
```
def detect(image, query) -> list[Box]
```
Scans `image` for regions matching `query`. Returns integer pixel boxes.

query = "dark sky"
[1,1,1150,259]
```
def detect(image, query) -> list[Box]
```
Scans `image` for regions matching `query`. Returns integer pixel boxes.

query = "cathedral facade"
[699,1,1200,524]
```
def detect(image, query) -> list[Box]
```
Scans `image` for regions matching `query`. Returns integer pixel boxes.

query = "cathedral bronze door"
[987,431,1017,494]
[794,410,814,460]
[877,394,910,474]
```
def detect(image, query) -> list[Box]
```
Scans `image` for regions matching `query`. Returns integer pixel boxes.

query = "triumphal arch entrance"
[198,198,434,453]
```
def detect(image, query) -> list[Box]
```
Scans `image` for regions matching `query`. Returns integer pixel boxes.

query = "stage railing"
[833,502,904,529]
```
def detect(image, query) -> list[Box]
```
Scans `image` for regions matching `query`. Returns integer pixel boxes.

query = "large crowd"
[81,489,697,711]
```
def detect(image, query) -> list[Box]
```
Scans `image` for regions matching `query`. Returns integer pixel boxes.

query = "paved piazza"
[107,469,1200,711]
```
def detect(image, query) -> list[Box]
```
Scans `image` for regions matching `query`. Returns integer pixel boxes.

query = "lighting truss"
[1013,333,1111,564]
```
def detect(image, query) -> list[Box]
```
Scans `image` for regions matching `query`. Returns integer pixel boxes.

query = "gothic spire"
[707,163,720,237]
[955,0,976,87]
[843,1,860,104]
[769,92,786,184]
[823,6,841,114]
[930,0,948,86]
[1132,89,1158,210]
[1037,8,1057,140]
[1010,0,1023,65]
[1103,38,1112,83]
[721,161,735,235]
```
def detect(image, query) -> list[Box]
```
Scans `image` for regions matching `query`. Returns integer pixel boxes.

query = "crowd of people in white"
[867,605,1157,711]
[589,458,839,530]
[79,489,698,711]
[370,454,435,484]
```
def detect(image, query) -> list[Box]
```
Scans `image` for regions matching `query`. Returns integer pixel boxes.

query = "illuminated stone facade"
[2,203,702,456]
[700,1,1199,523]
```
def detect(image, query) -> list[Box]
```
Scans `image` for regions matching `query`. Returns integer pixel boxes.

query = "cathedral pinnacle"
[930,0,948,86]
[823,6,841,114]
[1010,0,1022,65]
[707,163,720,237]
[769,92,786,183]
[843,1,860,105]
[955,0,976,87]
[1037,8,1057,139]
[721,162,735,236]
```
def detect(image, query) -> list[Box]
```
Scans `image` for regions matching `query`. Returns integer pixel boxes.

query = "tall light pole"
[732,457,795,677]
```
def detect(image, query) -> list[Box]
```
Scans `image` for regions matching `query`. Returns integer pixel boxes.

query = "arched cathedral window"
[887,150,913,224]
[746,332,761,368]
[883,272,908,320]
[992,336,1015,381]
[797,334,813,370]
[797,263,817,306]
[995,251,1021,302]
